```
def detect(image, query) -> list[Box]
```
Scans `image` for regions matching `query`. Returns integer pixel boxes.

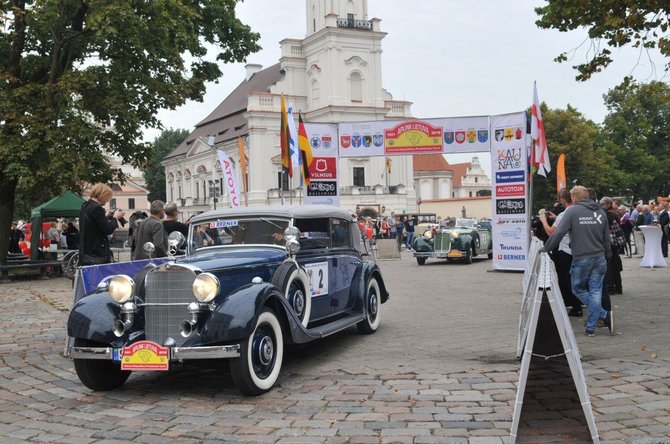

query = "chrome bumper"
[68,344,240,360]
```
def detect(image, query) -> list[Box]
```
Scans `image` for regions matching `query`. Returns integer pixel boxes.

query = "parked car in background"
[413,217,492,265]
[67,205,390,396]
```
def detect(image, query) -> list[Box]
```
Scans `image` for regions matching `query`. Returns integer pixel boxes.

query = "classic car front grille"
[434,231,452,252]
[144,267,196,347]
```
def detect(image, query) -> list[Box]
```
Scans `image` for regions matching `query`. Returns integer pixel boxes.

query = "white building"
[414,155,491,200]
[162,0,418,220]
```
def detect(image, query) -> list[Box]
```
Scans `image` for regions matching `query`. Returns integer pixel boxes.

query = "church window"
[277,172,289,191]
[350,71,362,102]
[475,177,478,183]
[353,167,365,187]
[128,198,135,210]
[311,79,320,104]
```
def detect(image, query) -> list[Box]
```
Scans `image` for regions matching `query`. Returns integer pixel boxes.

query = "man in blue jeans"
[404,217,415,251]
[542,186,614,336]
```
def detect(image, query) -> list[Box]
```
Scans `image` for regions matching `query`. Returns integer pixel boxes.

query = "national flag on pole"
[531,82,550,177]
[280,94,292,177]
[297,112,313,185]
[556,153,566,192]
[287,104,300,168]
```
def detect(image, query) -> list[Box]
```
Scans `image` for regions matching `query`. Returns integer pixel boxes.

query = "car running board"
[307,313,367,338]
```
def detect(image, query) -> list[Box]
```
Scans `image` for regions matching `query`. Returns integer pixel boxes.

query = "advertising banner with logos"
[490,112,529,271]
[338,116,490,157]
[304,123,340,206]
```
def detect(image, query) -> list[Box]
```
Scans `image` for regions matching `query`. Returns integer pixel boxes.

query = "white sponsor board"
[338,116,490,157]
[304,123,340,207]
[511,248,600,443]
[490,112,529,271]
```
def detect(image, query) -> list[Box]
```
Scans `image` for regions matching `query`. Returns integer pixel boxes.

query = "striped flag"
[531,82,550,177]
[280,94,292,177]
[297,113,313,185]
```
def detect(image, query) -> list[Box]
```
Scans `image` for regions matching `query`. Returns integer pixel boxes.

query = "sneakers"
[603,311,615,336]
[586,330,595,337]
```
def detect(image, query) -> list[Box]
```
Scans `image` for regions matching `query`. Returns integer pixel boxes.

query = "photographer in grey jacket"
[541,186,614,337]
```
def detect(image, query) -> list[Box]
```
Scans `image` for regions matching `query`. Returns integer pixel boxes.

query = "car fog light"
[192,273,220,303]
[108,275,135,304]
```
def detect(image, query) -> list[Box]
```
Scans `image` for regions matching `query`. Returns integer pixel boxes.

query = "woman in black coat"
[78,183,125,265]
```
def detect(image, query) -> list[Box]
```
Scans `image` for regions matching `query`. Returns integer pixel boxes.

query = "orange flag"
[280,94,292,177]
[556,153,566,192]
[237,136,248,206]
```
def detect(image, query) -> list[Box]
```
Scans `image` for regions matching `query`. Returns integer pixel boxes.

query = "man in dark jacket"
[541,186,614,337]
[132,200,168,260]
[658,202,669,258]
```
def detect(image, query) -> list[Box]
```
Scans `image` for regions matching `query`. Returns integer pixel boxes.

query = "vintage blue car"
[67,205,389,395]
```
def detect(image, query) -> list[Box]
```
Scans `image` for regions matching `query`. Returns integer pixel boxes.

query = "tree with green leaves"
[600,80,670,203]
[0,1,260,263]
[535,1,670,81]
[532,104,616,212]
[144,128,190,202]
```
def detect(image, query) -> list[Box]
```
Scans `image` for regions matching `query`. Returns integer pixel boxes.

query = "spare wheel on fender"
[271,260,312,327]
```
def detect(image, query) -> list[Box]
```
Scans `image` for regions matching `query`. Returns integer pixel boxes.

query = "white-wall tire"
[357,276,381,334]
[230,308,284,396]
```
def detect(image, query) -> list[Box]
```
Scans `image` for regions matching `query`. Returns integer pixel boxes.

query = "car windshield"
[455,218,477,228]
[190,217,289,251]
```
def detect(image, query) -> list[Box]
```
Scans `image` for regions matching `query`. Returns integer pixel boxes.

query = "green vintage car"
[413,218,493,265]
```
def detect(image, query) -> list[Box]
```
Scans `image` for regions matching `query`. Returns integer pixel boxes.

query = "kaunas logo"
[497,148,522,169]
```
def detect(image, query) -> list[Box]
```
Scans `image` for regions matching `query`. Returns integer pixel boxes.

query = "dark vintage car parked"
[67,205,389,395]
[413,218,492,265]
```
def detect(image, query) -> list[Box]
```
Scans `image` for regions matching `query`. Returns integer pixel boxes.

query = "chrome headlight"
[108,275,135,304]
[192,273,220,303]
[450,230,460,239]
[423,230,433,240]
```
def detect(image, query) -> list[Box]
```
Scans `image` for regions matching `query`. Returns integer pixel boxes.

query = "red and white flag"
[531,82,550,177]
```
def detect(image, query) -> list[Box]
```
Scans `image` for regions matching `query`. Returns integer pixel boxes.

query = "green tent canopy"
[31,190,85,219]
[29,191,85,260]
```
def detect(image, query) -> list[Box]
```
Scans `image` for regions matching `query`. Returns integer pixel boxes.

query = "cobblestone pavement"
[0,252,668,443]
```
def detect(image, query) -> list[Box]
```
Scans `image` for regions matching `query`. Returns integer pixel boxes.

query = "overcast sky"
[147,0,666,176]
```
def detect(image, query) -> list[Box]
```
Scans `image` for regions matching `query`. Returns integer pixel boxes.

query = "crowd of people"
[355,211,416,252]
[538,185,669,337]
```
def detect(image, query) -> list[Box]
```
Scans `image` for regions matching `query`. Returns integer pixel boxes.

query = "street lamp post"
[208,180,219,211]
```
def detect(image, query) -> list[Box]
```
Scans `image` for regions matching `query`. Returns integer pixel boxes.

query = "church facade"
[162,0,418,220]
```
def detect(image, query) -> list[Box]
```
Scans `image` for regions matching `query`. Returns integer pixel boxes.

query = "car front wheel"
[357,276,381,334]
[73,339,131,391]
[272,262,311,327]
[230,308,284,396]
[416,257,426,266]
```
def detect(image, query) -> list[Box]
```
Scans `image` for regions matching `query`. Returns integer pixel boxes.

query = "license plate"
[447,250,462,258]
[121,340,170,371]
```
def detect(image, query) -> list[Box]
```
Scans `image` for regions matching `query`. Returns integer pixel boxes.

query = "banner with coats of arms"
[338,116,490,157]
[490,111,529,271]
[303,123,340,206]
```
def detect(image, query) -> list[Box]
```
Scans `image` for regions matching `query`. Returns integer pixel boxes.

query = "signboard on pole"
[304,123,339,206]
[490,112,529,271]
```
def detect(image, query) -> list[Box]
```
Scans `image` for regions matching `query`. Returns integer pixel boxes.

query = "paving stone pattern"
[0,252,668,443]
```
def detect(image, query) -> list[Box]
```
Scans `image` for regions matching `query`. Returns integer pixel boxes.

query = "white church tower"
[163,0,417,218]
